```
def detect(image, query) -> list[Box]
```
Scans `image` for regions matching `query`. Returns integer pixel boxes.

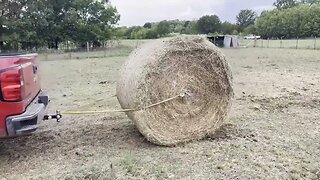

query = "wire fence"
[241,37,319,50]
[35,39,150,61]
[3,37,319,62]
[0,39,151,61]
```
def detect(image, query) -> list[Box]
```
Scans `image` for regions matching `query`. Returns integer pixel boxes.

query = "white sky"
[110,0,275,26]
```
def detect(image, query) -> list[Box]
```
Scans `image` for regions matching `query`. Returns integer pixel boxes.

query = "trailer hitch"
[43,110,62,122]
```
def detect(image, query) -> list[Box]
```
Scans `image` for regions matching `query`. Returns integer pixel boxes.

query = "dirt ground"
[0,47,320,180]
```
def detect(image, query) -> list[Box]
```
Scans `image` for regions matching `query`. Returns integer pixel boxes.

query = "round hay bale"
[117,36,233,146]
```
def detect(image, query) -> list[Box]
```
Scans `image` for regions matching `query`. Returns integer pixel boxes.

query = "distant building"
[207,35,240,48]
[244,34,261,40]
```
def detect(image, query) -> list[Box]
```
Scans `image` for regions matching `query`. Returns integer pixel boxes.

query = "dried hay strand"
[116,36,233,146]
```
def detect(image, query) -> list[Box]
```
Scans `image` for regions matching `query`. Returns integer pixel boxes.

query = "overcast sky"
[110,0,275,26]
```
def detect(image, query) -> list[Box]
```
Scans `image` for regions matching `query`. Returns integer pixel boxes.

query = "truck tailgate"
[19,57,41,106]
[0,54,41,106]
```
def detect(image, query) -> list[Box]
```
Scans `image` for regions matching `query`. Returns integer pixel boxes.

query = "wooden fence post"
[44,53,48,61]
[68,52,71,59]
[296,37,299,49]
[86,42,90,59]
[104,41,107,57]
[267,38,270,48]
[280,37,283,48]
[66,41,69,51]
[314,36,317,50]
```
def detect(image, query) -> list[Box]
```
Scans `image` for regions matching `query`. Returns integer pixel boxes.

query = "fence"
[36,39,150,61]
[0,39,151,61]
[6,37,319,61]
[241,37,320,50]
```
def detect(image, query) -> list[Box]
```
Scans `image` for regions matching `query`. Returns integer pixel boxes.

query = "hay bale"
[117,36,233,146]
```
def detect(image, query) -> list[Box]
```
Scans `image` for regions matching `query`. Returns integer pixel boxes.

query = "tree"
[113,27,127,39]
[181,20,198,34]
[184,21,191,27]
[145,28,158,39]
[256,5,320,38]
[236,9,257,31]
[197,15,221,34]
[300,0,320,5]
[1,0,120,50]
[70,0,119,48]
[221,21,238,34]
[125,26,143,39]
[143,22,152,29]
[273,0,298,9]
[156,20,170,37]
[166,20,185,33]
[0,0,29,51]
[243,24,257,35]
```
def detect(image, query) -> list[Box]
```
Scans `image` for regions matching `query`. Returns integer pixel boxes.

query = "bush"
[256,5,320,38]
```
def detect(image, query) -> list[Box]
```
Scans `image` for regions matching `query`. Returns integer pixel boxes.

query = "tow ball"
[43,110,62,122]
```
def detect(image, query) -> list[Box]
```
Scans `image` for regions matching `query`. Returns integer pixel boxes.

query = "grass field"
[0,41,320,179]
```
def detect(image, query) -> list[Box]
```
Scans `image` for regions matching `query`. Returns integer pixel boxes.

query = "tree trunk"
[54,38,59,50]
[0,20,3,53]
[0,42,3,53]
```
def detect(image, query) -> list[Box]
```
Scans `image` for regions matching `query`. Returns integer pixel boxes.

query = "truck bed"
[0,53,38,58]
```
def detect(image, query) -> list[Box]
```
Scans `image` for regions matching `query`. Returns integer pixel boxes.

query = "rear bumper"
[6,92,49,136]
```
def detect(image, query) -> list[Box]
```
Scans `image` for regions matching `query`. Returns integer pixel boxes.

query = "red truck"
[0,53,58,138]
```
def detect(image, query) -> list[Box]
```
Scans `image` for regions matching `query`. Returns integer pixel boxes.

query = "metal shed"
[207,35,240,48]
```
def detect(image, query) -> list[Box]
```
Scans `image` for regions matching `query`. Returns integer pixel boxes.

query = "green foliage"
[4,0,319,48]
[236,9,257,31]
[120,25,158,40]
[118,17,238,39]
[256,4,320,38]
[156,20,170,37]
[145,28,158,39]
[182,21,199,34]
[114,27,127,39]
[232,30,239,35]
[221,21,238,35]
[0,0,30,49]
[301,0,320,5]
[143,22,152,29]
[273,0,298,9]
[243,24,257,35]
[120,20,176,39]
[196,15,222,34]
[1,0,119,50]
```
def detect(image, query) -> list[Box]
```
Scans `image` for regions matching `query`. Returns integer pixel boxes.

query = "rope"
[62,93,184,115]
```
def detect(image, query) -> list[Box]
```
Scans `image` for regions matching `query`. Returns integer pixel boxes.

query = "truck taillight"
[0,68,25,101]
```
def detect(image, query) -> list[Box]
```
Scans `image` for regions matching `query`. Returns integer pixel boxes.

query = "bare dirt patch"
[0,48,319,179]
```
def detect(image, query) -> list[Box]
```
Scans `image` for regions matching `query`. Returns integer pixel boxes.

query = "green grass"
[119,156,141,176]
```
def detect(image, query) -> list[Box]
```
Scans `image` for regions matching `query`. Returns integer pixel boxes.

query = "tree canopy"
[0,0,119,51]
[256,4,320,38]
[236,9,257,31]
[273,0,298,9]
[196,15,222,34]
[1,0,320,50]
